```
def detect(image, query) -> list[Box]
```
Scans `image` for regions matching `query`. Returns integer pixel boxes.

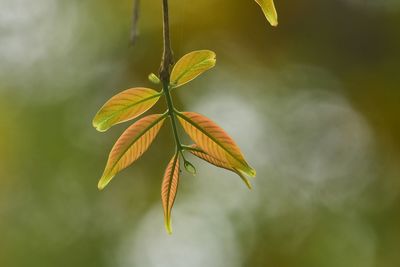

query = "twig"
[130,0,140,45]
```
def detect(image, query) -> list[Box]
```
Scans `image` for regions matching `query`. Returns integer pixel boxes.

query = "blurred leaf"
[188,145,252,189]
[161,152,180,234]
[255,0,278,26]
[93,88,161,132]
[170,50,216,88]
[148,73,161,84]
[98,114,166,190]
[177,112,256,177]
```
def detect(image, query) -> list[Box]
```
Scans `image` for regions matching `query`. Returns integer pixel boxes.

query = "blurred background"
[1,0,399,266]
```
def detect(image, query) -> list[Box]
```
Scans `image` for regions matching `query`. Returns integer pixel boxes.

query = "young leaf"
[170,50,216,88]
[161,153,180,234]
[93,87,161,132]
[188,145,252,189]
[177,112,256,177]
[148,73,161,84]
[255,0,278,27]
[98,114,166,190]
[183,160,197,175]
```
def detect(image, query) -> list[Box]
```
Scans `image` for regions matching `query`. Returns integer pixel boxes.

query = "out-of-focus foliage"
[0,0,399,266]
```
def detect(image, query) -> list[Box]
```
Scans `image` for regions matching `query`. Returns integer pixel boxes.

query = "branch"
[159,0,174,82]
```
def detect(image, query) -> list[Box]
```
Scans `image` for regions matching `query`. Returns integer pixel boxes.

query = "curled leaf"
[170,50,216,88]
[98,114,166,190]
[255,0,278,27]
[93,87,161,132]
[188,145,252,189]
[161,153,180,234]
[177,112,256,177]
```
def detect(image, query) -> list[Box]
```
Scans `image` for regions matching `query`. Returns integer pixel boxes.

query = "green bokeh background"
[1,0,399,266]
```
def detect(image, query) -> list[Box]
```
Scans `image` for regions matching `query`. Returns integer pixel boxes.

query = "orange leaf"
[93,87,161,132]
[161,153,180,234]
[177,112,256,177]
[98,114,166,190]
[188,145,252,189]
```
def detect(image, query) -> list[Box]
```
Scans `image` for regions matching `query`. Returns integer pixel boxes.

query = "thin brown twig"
[130,0,140,45]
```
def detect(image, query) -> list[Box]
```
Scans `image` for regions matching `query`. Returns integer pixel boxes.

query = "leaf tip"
[248,168,257,177]
[97,182,106,191]
[97,174,112,190]
[165,218,173,235]
[245,179,253,190]
[97,183,105,191]
[234,169,253,190]
[237,164,256,178]
[148,73,161,84]
[92,117,108,132]
[255,0,278,27]
[94,125,108,133]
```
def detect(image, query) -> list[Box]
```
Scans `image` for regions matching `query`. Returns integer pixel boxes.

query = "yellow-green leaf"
[188,145,252,189]
[255,0,278,27]
[148,73,160,84]
[183,160,197,175]
[170,50,216,88]
[177,112,256,177]
[93,87,161,132]
[98,114,166,190]
[161,153,180,234]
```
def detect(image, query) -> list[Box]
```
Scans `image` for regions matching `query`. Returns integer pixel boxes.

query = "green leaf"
[255,0,278,27]
[98,114,166,190]
[170,50,216,88]
[183,160,197,175]
[148,73,160,84]
[93,87,161,132]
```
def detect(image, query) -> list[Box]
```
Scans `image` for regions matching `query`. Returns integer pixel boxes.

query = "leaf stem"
[164,83,183,152]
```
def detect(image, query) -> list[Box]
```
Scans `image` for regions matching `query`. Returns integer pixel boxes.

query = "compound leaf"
[188,145,252,189]
[93,87,161,132]
[177,112,256,177]
[170,50,216,88]
[255,0,278,27]
[161,153,180,234]
[98,114,166,190]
